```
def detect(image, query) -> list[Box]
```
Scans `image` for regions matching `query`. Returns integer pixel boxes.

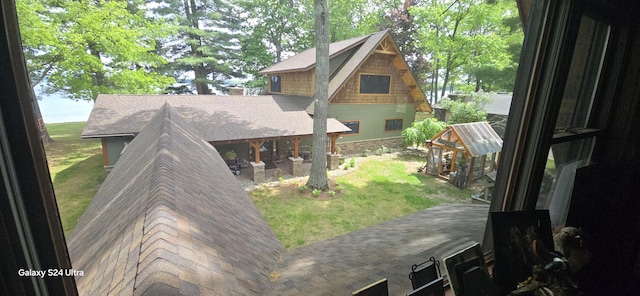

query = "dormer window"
[270,75,281,93]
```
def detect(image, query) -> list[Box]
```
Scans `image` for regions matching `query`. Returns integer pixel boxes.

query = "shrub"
[363,149,371,157]
[298,184,307,192]
[375,148,383,156]
[328,190,336,197]
[401,118,447,148]
[312,189,321,197]
[349,157,356,168]
[335,185,344,192]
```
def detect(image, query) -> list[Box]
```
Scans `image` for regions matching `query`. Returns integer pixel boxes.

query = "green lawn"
[250,154,476,249]
[44,122,105,234]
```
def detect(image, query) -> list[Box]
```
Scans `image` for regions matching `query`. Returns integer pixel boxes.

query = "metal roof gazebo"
[424,122,503,188]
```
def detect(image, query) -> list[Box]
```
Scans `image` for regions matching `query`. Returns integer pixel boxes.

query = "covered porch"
[212,132,346,183]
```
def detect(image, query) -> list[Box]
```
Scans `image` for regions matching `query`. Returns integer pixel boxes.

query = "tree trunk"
[440,17,461,99]
[440,50,453,99]
[306,0,329,191]
[184,0,210,95]
[433,58,439,104]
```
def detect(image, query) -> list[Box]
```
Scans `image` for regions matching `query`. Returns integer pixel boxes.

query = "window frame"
[340,120,361,136]
[486,0,629,248]
[383,118,403,132]
[269,74,282,93]
[358,74,391,95]
[0,1,77,293]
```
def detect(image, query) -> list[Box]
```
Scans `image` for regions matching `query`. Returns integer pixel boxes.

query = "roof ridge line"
[132,105,180,294]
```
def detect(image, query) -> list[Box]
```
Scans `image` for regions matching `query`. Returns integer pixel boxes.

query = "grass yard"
[250,153,476,249]
[44,122,105,234]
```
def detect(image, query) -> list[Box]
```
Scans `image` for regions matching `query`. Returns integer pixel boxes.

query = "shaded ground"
[266,204,490,295]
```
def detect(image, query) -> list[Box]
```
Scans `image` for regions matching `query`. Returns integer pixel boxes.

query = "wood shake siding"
[276,69,314,96]
[332,53,414,104]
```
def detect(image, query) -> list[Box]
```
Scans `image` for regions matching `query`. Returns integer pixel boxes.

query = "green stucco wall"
[328,104,415,143]
[105,136,132,166]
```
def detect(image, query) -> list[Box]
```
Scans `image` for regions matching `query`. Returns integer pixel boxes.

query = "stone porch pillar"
[288,157,304,177]
[251,161,265,183]
[327,153,340,170]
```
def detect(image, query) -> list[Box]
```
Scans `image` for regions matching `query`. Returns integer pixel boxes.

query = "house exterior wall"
[269,70,314,96]
[267,46,420,156]
[329,104,414,154]
[331,53,415,104]
[104,136,132,167]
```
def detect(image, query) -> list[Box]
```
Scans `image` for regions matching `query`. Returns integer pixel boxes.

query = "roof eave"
[81,133,136,139]
[258,34,372,75]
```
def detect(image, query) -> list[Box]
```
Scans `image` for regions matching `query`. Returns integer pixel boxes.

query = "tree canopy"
[150,0,243,94]
[412,0,522,103]
[17,0,175,101]
[439,91,494,124]
[18,0,523,101]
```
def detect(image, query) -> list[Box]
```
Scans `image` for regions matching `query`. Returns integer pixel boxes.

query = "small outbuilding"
[424,122,503,188]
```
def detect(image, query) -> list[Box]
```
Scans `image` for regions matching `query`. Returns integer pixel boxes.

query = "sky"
[37,92,94,123]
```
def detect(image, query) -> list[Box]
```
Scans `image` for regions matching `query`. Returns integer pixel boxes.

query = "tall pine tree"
[152,0,243,94]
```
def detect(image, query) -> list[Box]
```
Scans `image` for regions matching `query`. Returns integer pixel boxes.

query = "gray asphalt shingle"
[82,94,350,141]
[68,103,285,295]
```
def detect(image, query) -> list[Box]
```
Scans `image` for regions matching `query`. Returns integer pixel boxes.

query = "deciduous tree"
[412,0,521,101]
[17,0,174,141]
[18,0,174,101]
[439,91,494,124]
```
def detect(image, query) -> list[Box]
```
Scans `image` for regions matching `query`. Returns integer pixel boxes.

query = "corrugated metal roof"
[431,122,502,157]
[451,122,503,157]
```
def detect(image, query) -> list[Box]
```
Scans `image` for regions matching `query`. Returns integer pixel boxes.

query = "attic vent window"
[360,74,390,94]
[270,75,281,93]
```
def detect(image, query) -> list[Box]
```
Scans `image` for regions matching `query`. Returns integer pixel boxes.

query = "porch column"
[468,156,476,185]
[288,157,304,176]
[450,150,458,172]
[250,140,265,163]
[251,161,266,183]
[328,134,340,154]
[289,136,304,176]
[292,136,302,158]
[327,153,340,170]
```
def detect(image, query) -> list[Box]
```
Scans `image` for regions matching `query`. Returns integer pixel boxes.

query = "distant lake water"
[38,93,93,123]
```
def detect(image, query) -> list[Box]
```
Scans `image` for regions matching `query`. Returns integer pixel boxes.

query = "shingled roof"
[258,30,431,112]
[68,104,284,295]
[82,94,350,141]
[258,34,369,74]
